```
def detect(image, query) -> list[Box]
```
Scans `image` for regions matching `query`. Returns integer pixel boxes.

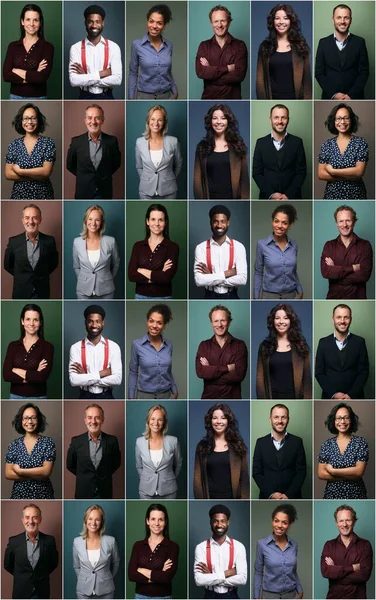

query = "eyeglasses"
[335,116,350,123]
[22,117,38,123]
[335,416,350,422]
[23,416,38,422]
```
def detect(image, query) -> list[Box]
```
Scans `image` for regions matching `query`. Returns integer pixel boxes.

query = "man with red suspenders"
[69,304,122,399]
[194,205,248,300]
[194,504,247,599]
[69,4,123,99]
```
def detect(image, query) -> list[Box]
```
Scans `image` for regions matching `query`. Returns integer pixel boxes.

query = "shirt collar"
[211,332,234,346]
[334,331,351,343]
[334,32,350,43]
[88,431,102,442]
[210,235,231,246]
[210,535,232,546]
[271,431,288,441]
[25,232,39,242]
[25,532,40,542]
[142,236,167,247]
[271,131,288,143]
[141,333,167,347]
[266,233,291,246]
[142,33,167,46]
[266,533,292,546]
[88,132,102,142]
[85,35,106,47]
[85,335,106,346]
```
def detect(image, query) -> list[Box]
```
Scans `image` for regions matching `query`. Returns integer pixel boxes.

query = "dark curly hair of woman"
[12,103,46,135]
[325,402,359,435]
[272,503,297,523]
[12,403,47,435]
[260,4,310,58]
[260,303,309,359]
[197,403,248,458]
[198,104,247,156]
[325,103,359,136]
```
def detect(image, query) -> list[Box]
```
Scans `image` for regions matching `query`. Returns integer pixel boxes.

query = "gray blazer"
[135,434,182,497]
[73,235,120,298]
[135,135,183,197]
[73,534,120,597]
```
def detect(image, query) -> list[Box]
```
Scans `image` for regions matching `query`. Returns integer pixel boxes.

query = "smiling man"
[194,204,247,299]
[320,205,373,299]
[321,505,373,599]
[68,4,122,99]
[194,504,247,599]
[69,304,122,399]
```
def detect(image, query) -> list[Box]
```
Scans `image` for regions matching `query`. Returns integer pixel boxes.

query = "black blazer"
[66,132,121,199]
[252,134,307,199]
[4,531,58,599]
[66,431,121,499]
[315,333,369,399]
[4,232,58,299]
[315,34,370,99]
[252,433,307,499]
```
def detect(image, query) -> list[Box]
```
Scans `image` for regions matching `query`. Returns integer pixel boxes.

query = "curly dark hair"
[260,3,309,58]
[271,204,297,224]
[19,303,44,338]
[272,503,297,523]
[146,304,172,324]
[325,403,359,435]
[20,4,44,39]
[12,103,46,135]
[259,303,309,359]
[144,203,170,239]
[146,4,172,23]
[144,503,170,537]
[12,403,47,435]
[325,103,359,135]
[196,403,248,458]
[198,104,247,156]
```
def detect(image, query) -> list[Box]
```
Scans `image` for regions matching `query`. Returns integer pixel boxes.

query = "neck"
[340,233,353,246]
[272,130,285,143]
[27,532,38,542]
[214,431,227,443]
[277,32,289,42]
[24,430,38,440]
[335,330,348,342]
[150,431,163,440]
[87,33,101,46]
[149,333,162,343]
[212,533,226,545]
[149,532,164,543]
[273,233,287,244]
[273,532,287,543]
[87,231,100,240]
[24,32,39,43]
[87,334,101,346]
[212,233,227,246]
[341,533,353,546]
[215,34,228,47]
[87,531,100,540]
[214,132,226,143]
[149,231,164,243]
[150,131,163,141]
[26,231,38,242]
[337,131,351,140]
[24,331,39,342]
[24,131,38,140]
[89,132,101,142]
[335,30,348,42]
[215,333,228,346]
[89,431,100,442]
[272,429,286,441]
[149,33,162,44]
[277,332,289,342]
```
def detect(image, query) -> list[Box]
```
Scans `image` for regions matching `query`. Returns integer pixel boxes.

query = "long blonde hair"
[80,205,106,239]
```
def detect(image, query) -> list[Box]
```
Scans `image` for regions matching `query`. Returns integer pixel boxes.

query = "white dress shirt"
[69,336,122,393]
[194,536,247,593]
[194,236,247,294]
[69,36,122,93]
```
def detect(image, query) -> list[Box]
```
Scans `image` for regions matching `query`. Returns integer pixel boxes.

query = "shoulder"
[70,40,82,52]
[198,338,212,348]
[39,339,54,351]
[350,34,366,45]
[70,133,87,144]
[70,432,87,444]
[102,235,116,245]
[255,434,270,445]
[39,435,55,445]
[102,132,118,143]
[164,239,179,252]
[8,137,23,149]
[255,135,270,146]
[108,339,121,352]
[350,333,366,345]
[73,236,82,246]
[321,437,335,448]
[7,232,25,245]
[165,538,179,552]
[6,41,20,51]
[352,435,368,445]
[164,135,178,145]
[108,39,120,51]
[6,340,22,351]
[230,335,247,347]
[40,39,54,51]
[197,38,213,49]
[233,538,246,553]
[40,532,56,544]
[164,435,178,445]
[40,136,55,145]
[8,532,26,545]
[136,136,146,147]
[318,34,333,45]
[286,433,303,444]
[8,437,23,449]
[131,539,145,553]
[102,534,116,545]
[351,136,368,147]
[287,134,303,145]
[318,334,333,345]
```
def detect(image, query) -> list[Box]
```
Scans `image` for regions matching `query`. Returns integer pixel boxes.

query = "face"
[22,407,38,434]
[334,406,351,434]
[22,10,41,35]
[335,209,355,238]
[148,110,165,135]
[211,409,229,435]
[210,513,230,537]
[22,206,41,236]
[149,409,165,434]
[21,310,41,336]
[272,511,290,537]
[334,107,351,134]
[210,213,230,239]
[86,209,102,235]
[270,406,289,435]
[272,212,290,238]
[84,406,104,436]
[84,107,104,136]
[22,107,38,134]
[85,13,104,38]
[210,10,230,38]
[273,309,291,335]
[22,506,41,536]
[332,307,352,336]
[270,107,289,135]
[147,12,165,38]
[274,9,291,34]
[86,509,102,534]
[147,210,166,236]
[336,509,355,537]
[147,312,166,338]
[211,109,228,135]
[147,510,166,535]
[333,7,352,35]
[210,310,230,337]
[85,313,105,338]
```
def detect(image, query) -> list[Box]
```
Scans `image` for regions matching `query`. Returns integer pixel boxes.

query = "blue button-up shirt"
[128,34,177,98]
[128,333,177,398]
[253,234,302,298]
[253,534,302,598]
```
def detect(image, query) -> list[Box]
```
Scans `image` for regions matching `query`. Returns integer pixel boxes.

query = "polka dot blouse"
[5,436,56,499]
[318,435,368,499]
[5,136,56,200]
[318,136,369,200]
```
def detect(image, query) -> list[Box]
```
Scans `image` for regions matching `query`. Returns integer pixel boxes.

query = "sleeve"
[252,140,273,198]
[195,41,228,80]
[110,136,121,174]
[318,140,331,165]
[43,437,56,463]
[173,438,183,479]
[240,453,250,499]
[321,541,354,580]
[340,541,373,584]
[212,41,248,85]
[47,237,59,275]
[347,338,369,399]
[128,242,148,283]
[195,341,229,381]
[315,339,334,398]
[26,42,54,84]
[302,53,312,99]
[193,145,205,199]
[255,347,267,399]
[3,343,24,383]
[348,38,369,99]
[69,43,98,88]
[26,342,54,383]
[208,341,248,385]
[135,139,143,179]
[334,241,373,285]
[253,241,264,299]
[224,542,247,587]
[5,140,18,165]
[150,242,179,284]
[110,238,120,279]
[66,438,77,475]
[239,153,250,200]
[253,540,264,598]
[72,540,80,578]
[293,542,303,593]
[302,352,312,399]
[193,446,205,499]
[318,439,331,464]
[4,539,15,574]
[4,239,15,275]
[128,543,150,583]
[194,542,226,587]
[3,43,24,83]
[252,439,271,499]
[100,342,122,387]
[256,46,267,99]
[284,438,307,499]
[320,241,353,281]
[128,41,139,99]
[73,240,81,278]
[110,436,121,473]
[356,437,369,463]
[66,139,77,175]
[135,440,143,478]
[40,137,56,163]
[47,536,59,573]
[173,139,183,178]
[167,43,178,96]
[294,242,303,295]
[5,440,17,464]
[356,138,369,163]
[110,538,120,578]
[150,542,179,583]
[167,343,178,395]
[194,242,226,288]
[100,42,122,88]
[69,343,101,388]
[225,242,248,288]
[314,39,329,97]
[128,341,139,398]
[284,139,307,199]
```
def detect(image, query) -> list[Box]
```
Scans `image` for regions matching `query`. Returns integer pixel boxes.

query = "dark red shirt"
[321,234,373,299]
[195,333,248,399]
[3,338,54,397]
[3,38,54,97]
[321,533,373,599]
[195,34,248,99]
[128,537,179,597]
[128,238,179,298]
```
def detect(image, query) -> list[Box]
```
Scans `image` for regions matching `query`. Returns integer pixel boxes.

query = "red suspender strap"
[103,338,109,370]
[228,238,234,270]
[81,40,87,73]
[228,538,234,569]
[206,239,234,274]
[81,38,109,73]
[81,339,87,373]
[81,338,109,373]
[205,538,234,573]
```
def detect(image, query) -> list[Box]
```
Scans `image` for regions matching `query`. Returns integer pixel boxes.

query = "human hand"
[325,257,335,266]
[353,264,360,272]
[296,293,303,299]
[353,563,360,571]
[200,57,210,66]
[227,363,235,372]
[333,93,348,100]
[162,259,173,272]
[271,492,286,499]
[171,93,178,100]
[70,62,86,74]
[196,262,211,274]
[325,556,335,566]
[227,63,235,72]
[70,362,85,374]
[12,464,21,475]
[196,562,211,574]
[332,392,348,400]
[297,593,303,599]
[162,559,173,571]
[37,59,48,72]
[200,357,209,366]
[12,164,22,175]
[37,359,48,372]
[271,193,288,200]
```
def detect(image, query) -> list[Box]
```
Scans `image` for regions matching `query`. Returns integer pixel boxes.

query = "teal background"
[314,500,375,599]
[126,400,187,498]
[188,300,250,399]
[126,101,188,200]
[63,201,125,299]
[251,401,313,499]
[126,201,187,299]
[126,500,187,599]
[314,201,375,299]
[1,1,62,99]
[64,500,125,599]
[251,500,313,598]
[126,301,187,399]
[313,1,375,99]
[189,1,250,99]
[314,301,375,399]
[1,301,62,399]
[251,101,313,200]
